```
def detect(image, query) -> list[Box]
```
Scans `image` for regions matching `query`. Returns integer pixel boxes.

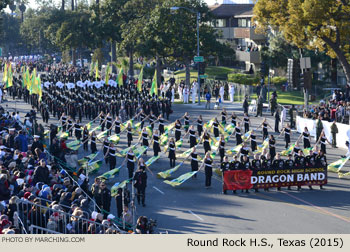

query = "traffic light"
[299,72,304,87]
[260,61,266,77]
[199,62,205,75]
[304,70,312,90]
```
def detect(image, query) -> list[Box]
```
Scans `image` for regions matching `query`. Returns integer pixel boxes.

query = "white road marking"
[188,210,204,221]
[153,186,165,195]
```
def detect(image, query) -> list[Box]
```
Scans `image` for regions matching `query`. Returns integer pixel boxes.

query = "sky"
[24,0,254,9]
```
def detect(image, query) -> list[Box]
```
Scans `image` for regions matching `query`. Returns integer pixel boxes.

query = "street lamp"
[171,6,201,105]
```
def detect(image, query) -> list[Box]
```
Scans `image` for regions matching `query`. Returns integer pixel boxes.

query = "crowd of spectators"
[0,106,135,234]
[303,87,350,124]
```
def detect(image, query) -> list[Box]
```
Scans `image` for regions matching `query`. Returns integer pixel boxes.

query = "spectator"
[205,91,211,110]
[330,121,338,148]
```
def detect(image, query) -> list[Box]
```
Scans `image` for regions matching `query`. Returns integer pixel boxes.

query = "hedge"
[264,76,287,85]
[227,73,260,85]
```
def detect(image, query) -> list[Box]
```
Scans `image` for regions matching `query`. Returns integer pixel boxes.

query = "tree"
[253,0,350,84]
[118,0,159,77]
[55,10,95,65]
[20,7,60,54]
[91,0,127,72]
[0,0,11,12]
[0,13,27,55]
[141,0,231,86]
[260,32,299,69]
[19,2,26,22]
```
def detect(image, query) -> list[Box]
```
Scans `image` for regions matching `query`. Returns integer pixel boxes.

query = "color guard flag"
[164,171,198,187]
[157,162,183,179]
[328,157,350,173]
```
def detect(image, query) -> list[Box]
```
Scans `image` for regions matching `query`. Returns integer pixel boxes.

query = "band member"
[152,130,161,157]
[197,115,203,137]
[168,138,176,168]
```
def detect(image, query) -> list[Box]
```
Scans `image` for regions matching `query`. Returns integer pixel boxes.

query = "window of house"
[214,19,226,27]
[238,19,247,27]
[247,19,251,27]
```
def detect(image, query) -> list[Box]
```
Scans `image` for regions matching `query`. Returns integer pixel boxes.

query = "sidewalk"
[174,99,243,111]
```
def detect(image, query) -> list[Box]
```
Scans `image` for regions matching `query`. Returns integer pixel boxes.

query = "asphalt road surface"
[2,93,350,234]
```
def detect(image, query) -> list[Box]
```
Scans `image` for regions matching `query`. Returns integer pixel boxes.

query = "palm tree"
[19,2,26,22]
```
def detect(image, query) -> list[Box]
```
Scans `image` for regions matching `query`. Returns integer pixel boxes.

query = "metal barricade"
[16,199,126,234]
[29,225,61,234]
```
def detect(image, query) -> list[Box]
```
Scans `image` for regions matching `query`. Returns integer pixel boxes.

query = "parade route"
[2,95,350,234]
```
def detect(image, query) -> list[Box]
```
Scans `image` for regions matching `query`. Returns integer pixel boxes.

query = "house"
[209,3,266,72]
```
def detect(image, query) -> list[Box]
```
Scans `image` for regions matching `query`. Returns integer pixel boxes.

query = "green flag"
[164,122,176,132]
[338,171,350,178]
[97,130,108,140]
[78,152,99,165]
[89,125,101,135]
[58,131,69,139]
[66,140,81,150]
[145,155,161,166]
[98,166,121,180]
[117,146,134,157]
[85,122,92,130]
[133,122,142,134]
[134,146,148,158]
[137,67,143,92]
[160,133,169,146]
[5,63,13,88]
[84,160,102,174]
[111,179,131,197]
[150,69,158,96]
[95,60,99,79]
[105,64,111,84]
[328,157,349,173]
[157,163,183,179]
[146,126,153,138]
[175,139,183,148]
[122,119,134,129]
[302,147,312,156]
[253,138,269,154]
[177,147,194,159]
[118,67,124,87]
[108,134,120,144]
[226,144,243,155]
[164,171,198,187]
[25,67,30,89]
[2,63,7,83]
[242,130,252,142]
[224,124,235,135]
[281,144,295,156]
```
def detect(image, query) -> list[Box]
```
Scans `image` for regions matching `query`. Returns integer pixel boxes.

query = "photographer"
[136,216,148,234]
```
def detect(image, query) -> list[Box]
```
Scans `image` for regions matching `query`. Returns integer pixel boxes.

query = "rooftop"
[209,4,254,18]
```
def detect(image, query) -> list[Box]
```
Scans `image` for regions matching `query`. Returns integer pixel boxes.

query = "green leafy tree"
[20,7,60,53]
[90,0,127,71]
[55,10,95,65]
[118,0,159,77]
[253,0,350,83]
[0,13,27,55]
[141,0,232,85]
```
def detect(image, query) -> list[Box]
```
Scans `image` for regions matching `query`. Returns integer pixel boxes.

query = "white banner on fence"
[296,116,350,149]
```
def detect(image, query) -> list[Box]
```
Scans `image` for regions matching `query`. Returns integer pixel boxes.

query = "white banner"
[296,116,350,149]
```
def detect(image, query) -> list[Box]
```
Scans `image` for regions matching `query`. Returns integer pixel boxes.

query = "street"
[2,95,350,234]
